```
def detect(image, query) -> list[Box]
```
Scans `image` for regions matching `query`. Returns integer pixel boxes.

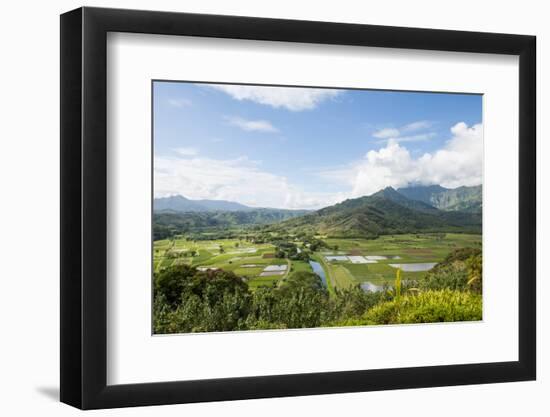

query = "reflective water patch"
[388,263,436,272]
[325,255,348,262]
[263,264,287,272]
[365,255,387,260]
[348,256,377,264]
[259,271,285,277]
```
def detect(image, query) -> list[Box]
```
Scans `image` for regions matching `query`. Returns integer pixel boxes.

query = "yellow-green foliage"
[331,289,482,327]
[466,253,482,293]
[395,268,402,300]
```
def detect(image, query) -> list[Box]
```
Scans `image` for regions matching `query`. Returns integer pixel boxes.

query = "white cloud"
[157,122,482,209]
[154,155,344,210]
[372,120,435,143]
[167,98,192,108]
[225,116,278,133]
[173,147,198,156]
[375,132,436,144]
[402,120,432,132]
[322,122,483,197]
[208,84,341,111]
[417,122,483,189]
[372,128,400,139]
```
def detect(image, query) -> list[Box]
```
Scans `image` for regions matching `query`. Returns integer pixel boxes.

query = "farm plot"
[318,233,481,287]
[330,264,356,289]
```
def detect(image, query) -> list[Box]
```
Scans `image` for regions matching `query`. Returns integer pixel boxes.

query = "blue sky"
[154,82,483,209]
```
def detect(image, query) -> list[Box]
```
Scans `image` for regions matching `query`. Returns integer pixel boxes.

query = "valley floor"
[153,233,482,292]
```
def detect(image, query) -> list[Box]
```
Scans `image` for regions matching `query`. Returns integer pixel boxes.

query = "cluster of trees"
[304,238,329,252]
[420,247,482,293]
[153,266,388,333]
[272,241,310,261]
[153,246,482,333]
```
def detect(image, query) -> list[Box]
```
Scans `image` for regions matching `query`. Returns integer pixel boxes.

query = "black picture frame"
[60,6,536,410]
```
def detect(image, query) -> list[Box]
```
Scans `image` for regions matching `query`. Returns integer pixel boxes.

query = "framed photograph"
[60,6,536,409]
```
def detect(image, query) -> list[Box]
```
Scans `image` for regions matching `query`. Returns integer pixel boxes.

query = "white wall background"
[0,0,545,415]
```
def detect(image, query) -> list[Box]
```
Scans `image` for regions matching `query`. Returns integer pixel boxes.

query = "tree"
[154,264,196,306]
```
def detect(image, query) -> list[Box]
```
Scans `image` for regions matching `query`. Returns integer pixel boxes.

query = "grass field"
[289,260,313,274]
[325,233,481,285]
[154,238,289,288]
[154,233,481,292]
[330,264,356,289]
[324,233,480,262]
[322,233,481,287]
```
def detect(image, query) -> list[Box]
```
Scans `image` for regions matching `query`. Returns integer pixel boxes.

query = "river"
[309,260,328,287]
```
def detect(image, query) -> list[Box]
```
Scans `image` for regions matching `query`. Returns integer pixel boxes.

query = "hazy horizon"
[154,182,482,212]
[154,82,482,210]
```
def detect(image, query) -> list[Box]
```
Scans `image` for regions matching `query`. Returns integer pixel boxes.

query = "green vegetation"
[266,187,481,238]
[331,290,482,326]
[153,241,483,333]
[331,265,356,289]
[154,266,391,333]
[421,247,482,292]
[153,186,483,333]
[153,209,308,240]
[397,184,482,213]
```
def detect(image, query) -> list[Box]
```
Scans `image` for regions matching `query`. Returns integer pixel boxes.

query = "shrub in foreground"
[330,289,482,326]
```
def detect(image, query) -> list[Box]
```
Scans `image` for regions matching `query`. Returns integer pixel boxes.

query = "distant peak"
[371,186,399,197]
[398,184,446,191]
[158,194,189,200]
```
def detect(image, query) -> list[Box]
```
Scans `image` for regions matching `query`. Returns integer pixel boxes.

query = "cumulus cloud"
[224,116,279,133]
[156,122,481,209]
[322,122,483,197]
[154,155,344,210]
[374,132,436,145]
[208,84,341,111]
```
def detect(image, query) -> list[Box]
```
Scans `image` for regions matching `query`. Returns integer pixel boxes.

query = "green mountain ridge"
[153,208,310,240]
[153,185,482,240]
[268,186,481,238]
[397,184,482,212]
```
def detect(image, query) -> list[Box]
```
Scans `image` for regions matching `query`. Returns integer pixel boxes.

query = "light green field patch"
[345,262,429,285]
[330,264,357,289]
[289,260,313,275]
[323,233,481,264]
[248,276,279,289]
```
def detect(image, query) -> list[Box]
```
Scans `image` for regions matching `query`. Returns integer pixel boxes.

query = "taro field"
[153,233,481,293]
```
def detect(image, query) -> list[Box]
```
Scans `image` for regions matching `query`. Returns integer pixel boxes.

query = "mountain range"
[397,184,482,212]
[153,184,482,238]
[154,195,252,212]
[271,186,481,238]
[153,195,310,239]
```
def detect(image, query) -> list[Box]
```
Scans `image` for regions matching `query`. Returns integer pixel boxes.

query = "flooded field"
[388,263,437,272]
